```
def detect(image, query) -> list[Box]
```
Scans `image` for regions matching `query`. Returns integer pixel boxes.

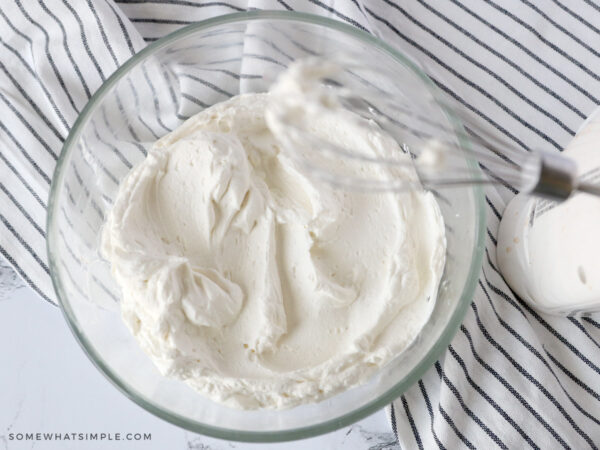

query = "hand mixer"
[267,57,600,202]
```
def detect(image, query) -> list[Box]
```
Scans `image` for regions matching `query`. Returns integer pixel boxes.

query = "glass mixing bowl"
[47,11,485,442]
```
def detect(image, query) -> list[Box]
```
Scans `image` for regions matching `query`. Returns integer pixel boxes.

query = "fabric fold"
[1,0,599,447]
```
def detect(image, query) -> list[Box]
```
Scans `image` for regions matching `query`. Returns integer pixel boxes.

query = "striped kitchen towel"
[1,0,599,447]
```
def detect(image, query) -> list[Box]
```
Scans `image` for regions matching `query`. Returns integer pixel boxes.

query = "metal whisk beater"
[267,58,600,202]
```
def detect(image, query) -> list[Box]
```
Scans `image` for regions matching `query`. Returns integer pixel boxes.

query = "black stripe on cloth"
[482,260,600,376]
[9,1,81,114]
[104,0,136,56]
[181,93,209,108]
[116,0,245,11]
[485,251,564,340]
[444,224,455,237]
[0,121,51,185]
[141,65,172,133]
[276,0,292,11]
[0,97,63,173]
[416,0,586,119]
[434,362,507,449]
[581,0,600,12]
[130,18,192,25]
[243,53,287,67]
[178,73,235,97]
[60,204,97,248]
[436,403,475,450]
[447,344,539,448]
[479,163,519,194]
[165,41,244,58]
[568,317,600,351]
[125,77,161,140]
[348,0,368,17]
[86,0,119,68]
[550,0,600,39]
[463,311,593,447]
[430,76,531,152]
[70,162,107,220]
[63,186,76,210]
[99,107,141,163]
[400,394,424,450]
[0,40,70,132]
[0,111,57,205]
[59,252,110,304]
[62,183,80,214]
[0,212,49,275]
[59,259,87,298]
[520,0,600,59]
[71,163,91,199]
[482,249,527,319]
[544,350,600,403]
[246,33,295,61]
[540,354,600,428]
[57,229,119,303]
[482,193,504,223]
[352,0,392,38]
[369,1,565,151]
[583,317,600,330]
[63,174,109,225]
[0,244,53,305]
[160,66,183,121]
[165,28,243,50]
[0,183,45,237]
[478,277,600,427]
[418,380,447,450]
[303,0,368,31]
[388,0,577,136]
[114,92,142,142]
[92,274,119,302]
[91,118,133,169]
[486,228,497,246]
[483,0,600,83]
[449,0,599,104]
[56,229,84,265]
[193,56,250,67]
[485,196,502,220]
[429,190,451,207]
[0,66,63,149]
[60,0,107,81]
[438,405,475,450]
[101,193,114,205]
[478,266,538,352]
[389,403,398,438]
[36,0,93,99]
[0,152,46,209]
[78,140,119,186]
[59,207,75,233]
[192,67,262,80]
[270,26,319,57]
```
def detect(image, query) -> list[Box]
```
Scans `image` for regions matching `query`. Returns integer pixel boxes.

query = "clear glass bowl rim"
[46,10,486,443]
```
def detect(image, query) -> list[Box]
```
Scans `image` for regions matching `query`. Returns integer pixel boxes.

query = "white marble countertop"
[0,259,399,450]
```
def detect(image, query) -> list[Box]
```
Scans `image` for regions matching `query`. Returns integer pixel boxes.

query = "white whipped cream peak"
[102,68,446,409]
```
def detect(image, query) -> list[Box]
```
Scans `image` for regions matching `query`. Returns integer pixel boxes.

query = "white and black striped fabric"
[1,0,599,447]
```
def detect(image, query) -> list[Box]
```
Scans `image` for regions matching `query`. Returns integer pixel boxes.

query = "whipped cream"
[102,71,446,409]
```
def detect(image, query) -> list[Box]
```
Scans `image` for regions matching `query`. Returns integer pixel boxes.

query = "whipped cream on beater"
[101,64,446,409]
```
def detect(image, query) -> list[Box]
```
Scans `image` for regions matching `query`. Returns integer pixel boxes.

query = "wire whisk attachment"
[266,57,600,201]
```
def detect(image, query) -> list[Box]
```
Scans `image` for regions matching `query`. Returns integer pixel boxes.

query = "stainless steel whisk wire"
[269,57,600,201]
